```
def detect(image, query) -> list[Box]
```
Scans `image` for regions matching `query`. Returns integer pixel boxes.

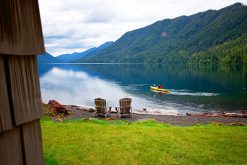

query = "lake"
[38,64,247,114]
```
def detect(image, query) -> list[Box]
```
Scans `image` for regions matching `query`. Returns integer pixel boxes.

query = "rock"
[223,113,247,118]
[209,122,225,126]
[48,100,71,115]
[229,122,246,126]
[42,103,54,116]
[161,32,168,37]
[186,112,247,118]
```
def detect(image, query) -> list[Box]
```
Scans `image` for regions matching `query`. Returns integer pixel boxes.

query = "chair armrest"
[115,107,119,113]
[108,107,112,113]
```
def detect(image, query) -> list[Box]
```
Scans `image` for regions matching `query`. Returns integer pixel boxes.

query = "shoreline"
[69,105,181,116]
[63,105,247,126]
[66,104,247,117]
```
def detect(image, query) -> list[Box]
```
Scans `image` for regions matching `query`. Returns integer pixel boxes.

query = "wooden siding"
[0,56,12,132]
[0,0,45,55]
[0,127,24,165]
[8,56,43,125]
[22,120,44,165]
[0,56,45,164]
[0,0,46,164]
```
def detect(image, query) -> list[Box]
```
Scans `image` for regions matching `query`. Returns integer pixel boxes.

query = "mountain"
[56,47,97,63]
[56,41,113,63]
[38,52,60,63]
[79,3,247,64]
[86,41,113,57]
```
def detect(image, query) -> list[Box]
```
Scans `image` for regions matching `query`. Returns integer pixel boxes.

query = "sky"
[38,0,247,56]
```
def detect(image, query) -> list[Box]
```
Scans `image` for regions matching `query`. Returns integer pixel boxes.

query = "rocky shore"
[65,106,247,126]
[43,100,247,126]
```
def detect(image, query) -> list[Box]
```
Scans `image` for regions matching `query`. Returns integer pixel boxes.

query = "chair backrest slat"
[119,98,132,114]
[94,98,106,114]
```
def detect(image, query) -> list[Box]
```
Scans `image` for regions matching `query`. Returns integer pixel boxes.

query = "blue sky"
[39,0,247,56]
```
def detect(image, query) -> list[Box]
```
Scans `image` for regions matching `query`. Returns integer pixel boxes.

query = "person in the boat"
[158,84,163,89]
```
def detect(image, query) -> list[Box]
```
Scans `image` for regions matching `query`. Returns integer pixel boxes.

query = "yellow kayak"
[150,86,169,93]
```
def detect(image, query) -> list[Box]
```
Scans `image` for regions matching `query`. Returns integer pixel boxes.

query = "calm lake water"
[38,64,247,114]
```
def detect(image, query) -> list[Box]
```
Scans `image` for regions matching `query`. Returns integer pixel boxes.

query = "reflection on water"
[39,66,181,114]
[39,64,247,114]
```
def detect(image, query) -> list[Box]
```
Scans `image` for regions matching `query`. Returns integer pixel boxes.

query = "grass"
[41,118,247,165]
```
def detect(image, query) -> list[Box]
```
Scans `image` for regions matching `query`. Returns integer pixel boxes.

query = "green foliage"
[42,118,247,164]
[77,3,247,64]
[189,33,247,64]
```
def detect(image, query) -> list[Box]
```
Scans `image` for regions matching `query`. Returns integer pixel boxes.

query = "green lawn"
[41,118,247,165]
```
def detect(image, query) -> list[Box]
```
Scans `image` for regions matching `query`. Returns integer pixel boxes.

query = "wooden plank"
[0,127,24,165]
[0,56,13,132]
[22,120,44,165]
[0,0,45,55]
[8,55,43,125]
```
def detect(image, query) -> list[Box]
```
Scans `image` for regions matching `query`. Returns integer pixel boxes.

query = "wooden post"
[0,0,45,164]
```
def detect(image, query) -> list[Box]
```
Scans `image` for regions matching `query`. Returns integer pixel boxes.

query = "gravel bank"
[64,105,247,126]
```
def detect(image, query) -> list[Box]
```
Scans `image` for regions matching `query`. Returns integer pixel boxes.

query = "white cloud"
[38,0,247,56]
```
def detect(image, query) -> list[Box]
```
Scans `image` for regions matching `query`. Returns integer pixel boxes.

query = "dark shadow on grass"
[45,155,58,165]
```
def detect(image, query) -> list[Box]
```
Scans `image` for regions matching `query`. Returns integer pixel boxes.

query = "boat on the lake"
[150,86,169,94]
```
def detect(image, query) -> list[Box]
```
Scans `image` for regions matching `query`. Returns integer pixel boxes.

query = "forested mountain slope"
[79,3,247,64]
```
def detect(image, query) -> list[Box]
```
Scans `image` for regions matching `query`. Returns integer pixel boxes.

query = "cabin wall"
[0,0,45,164]
[0,55,44,165]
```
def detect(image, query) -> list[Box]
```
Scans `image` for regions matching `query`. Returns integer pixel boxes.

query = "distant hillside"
[38,52,60,63]
[79,3,247,64]
[56,41,113,63]
[56,47,97,63]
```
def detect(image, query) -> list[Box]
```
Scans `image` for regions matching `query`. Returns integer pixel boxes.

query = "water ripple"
[169,89,219,96]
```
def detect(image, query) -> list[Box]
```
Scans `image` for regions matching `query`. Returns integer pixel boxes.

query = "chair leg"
[115,107,120,119]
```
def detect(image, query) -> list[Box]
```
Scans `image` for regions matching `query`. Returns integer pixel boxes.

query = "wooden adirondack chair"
[94,98,111,118]
[115,98,132,118]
